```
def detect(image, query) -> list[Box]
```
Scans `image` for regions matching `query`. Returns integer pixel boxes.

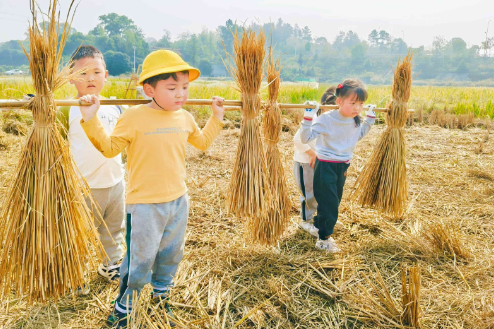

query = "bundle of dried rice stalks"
[423,220,471,260]
[225,29,272,222]
[351,53,413,217]
[0,0,102,303]
[346,263,402,327]
[257,47,291,245]
[346,263,422,328]
[401,263,422,328]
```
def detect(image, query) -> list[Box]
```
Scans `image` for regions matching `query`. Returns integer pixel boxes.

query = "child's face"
[144,72,189,111]
[337,93,364,118]
[70,57,108,97]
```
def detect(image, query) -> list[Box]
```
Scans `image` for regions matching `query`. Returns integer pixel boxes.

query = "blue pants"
[115,194,189,312]
[313,160,349,240]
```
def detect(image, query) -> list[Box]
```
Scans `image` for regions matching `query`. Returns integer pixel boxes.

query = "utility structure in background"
[124,64,142,99]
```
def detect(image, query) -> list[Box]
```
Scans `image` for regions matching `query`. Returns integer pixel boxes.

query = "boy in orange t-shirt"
[79,50,225,328]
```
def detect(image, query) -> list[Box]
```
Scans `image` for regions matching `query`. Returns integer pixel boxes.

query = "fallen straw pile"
[346,263,422,328]
[1,106,494,328]
[256,48,291,245]
[423,219,471,260]
[351,52,413,217]
[0,0,102,303]
[226,29,272,223]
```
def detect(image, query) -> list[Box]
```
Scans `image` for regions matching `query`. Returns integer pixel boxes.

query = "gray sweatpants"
[87,180,126,265]
[293,161,317,221]
[115,193,189,312]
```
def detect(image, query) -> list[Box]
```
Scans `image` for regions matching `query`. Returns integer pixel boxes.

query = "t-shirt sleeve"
[80,113,131,158]
[187,114,224,151]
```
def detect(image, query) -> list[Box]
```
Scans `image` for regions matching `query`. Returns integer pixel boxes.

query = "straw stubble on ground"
[0,116,494,328]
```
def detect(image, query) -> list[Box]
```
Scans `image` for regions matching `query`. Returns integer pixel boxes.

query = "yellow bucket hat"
[139,50,201,85]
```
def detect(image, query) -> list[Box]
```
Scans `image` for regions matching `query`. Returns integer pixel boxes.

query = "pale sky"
[1,0,493,48]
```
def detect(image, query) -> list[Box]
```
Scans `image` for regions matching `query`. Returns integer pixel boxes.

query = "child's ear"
[336,97,342,106]
[104,70,109,81]
[143,83,154,98]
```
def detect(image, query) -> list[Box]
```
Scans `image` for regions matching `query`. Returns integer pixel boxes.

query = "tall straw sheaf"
[225,29,273,225]
[0,0,102,303]
[257,47,291,245]
[351,53,413,217]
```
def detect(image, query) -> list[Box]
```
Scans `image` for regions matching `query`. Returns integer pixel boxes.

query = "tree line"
[1,13,493,85]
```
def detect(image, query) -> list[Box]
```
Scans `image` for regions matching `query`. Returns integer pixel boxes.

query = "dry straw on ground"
[258,47,291,245]
[351,53,413,217]
[0,112,493,328]
[225,29,273,234]
[0,0,102,303]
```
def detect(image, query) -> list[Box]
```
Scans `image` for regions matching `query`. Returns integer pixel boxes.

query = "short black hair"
[142,71,189,88]
[70,45,105,68]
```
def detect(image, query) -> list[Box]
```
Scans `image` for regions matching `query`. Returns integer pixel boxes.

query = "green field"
[2,76,494,118]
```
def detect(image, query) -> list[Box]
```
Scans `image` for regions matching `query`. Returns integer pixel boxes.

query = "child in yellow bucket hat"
[78,50,225,328]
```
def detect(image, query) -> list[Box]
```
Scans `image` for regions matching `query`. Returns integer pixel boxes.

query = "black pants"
[313,159,350,240]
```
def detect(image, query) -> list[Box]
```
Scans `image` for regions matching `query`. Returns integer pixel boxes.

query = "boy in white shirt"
[57,45,125,282]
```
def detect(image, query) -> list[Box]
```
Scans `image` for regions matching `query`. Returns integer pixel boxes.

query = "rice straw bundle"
[351,53,413,217]
[226,29,272,220]
[424,220,471,260]
[0,0,102,303]
[346,263,403,327]
[346,263,422,328]
[401,263,422,328]
[254,48,291,245]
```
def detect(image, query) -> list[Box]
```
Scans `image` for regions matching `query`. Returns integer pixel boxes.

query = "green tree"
[104,50,131,75]
[302,26,312,42]
[154,30,172,49]
[198,60,212,76]
[368,29,379,47]
[91,13,143,38]
[218,19,236,54]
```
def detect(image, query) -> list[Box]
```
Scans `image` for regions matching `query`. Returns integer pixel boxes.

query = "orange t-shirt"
[81,105,224,204]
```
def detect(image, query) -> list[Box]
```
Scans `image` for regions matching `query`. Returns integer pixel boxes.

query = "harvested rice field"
[0,111,493,328]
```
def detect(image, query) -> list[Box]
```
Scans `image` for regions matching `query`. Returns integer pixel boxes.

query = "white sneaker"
[299,220,314,233]
[98,260,121,281]
[315,237,341,253]
[72,285,90,295]
[309,225,319,238]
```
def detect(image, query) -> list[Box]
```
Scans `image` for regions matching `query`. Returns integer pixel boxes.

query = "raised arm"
[300,114,328,144]
[187,96,225,151]
[358,105,376,141]
[79,94,130,158]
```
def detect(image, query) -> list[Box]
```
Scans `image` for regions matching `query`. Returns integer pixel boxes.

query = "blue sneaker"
[149,292,176,327]
[107,307,129,328]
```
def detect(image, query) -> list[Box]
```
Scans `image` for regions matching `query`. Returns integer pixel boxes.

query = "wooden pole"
[0,99,414,113]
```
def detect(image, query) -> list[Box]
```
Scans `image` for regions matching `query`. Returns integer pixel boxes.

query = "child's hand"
[303,101,319,120]
[211,96,225,121]
[365,104,376,118]
[79,94,100,122]
[306,149,317,168]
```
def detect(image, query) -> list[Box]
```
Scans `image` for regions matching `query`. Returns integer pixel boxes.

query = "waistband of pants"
[317,158,350,164]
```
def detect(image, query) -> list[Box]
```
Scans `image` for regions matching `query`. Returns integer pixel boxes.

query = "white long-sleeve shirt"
[300,110,375,162]
[293,128,316,163]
